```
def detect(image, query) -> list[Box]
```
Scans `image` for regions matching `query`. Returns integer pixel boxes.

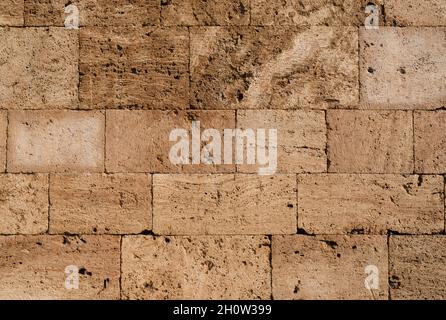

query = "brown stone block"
[0,174,49,234]
[0,27,78,109]
[79,27,189,110]
[8,111,104,173]
[106,110,235,173]
[298,174,444,234]
[390,236,446,299]
[50,173,151,234]
[153,174,296,235]
[0,235,120,299]
[25,0,160,26]
[161,0,249,26]
[272,235,388,299]
[327,110,413,173]
[191,26,358,110]
[122,235,271,299]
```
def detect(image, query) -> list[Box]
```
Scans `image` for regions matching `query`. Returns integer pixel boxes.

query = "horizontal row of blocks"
[1,0,445,26]
[0,234,445,299]
[0,110,446,173]
[1,172,445,235]
[0,27,444,110]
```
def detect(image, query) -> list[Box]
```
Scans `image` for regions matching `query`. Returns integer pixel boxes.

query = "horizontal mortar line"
[2,172,446,176]
[6,25,446,28]
[2,108,446,112]
[1,233,444,237]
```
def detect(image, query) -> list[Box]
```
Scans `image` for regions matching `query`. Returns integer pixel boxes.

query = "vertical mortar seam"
[119,235,123,300]
[269,234,273,300]
[412,111,415,174]
[5,110,9,173]
[387,234,390,300]
[47,173,51,234]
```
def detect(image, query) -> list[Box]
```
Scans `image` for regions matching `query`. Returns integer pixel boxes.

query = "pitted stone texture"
[161,0,249,26]
[360,27,446,109]
[0,235,120,299]
[25,0,160,26]
[0,0,24,25]
[390,236,446,299]
[80,27,188,110]
[272,235,388,299]
[386,0,446,26]
[153,174,296,235]
[0,27,78,109]
[327,110,413,173]
[237,110,326,173]
[0,174,49,235]
[122,235,271,299]
[252,0,384,26]
[298,174,444,234]
[50,174,151,234]
[191,26,358,110]
[415,111,446,173]
[106,110,236,173]
[8,111,104,173]
[0,111,6,172]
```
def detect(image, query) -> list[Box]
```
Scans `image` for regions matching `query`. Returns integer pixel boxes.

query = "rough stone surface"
[8,111,104,173]
[0,174,49,235]
[106,110,236,173]
[389,236,446,299]
[0,0,24,25]
[161,0,249,26]
[50,174,151,234]
[0,111,6,172]
[25,0,160,26]
[360,27,446,109]
[0,27,78,109]
[386,0,446,26]
[327,110,413,173]
[153,174,296,235]
[272,235,388,299]
[298,174,444,234]
[191,26,358,110]
[415,111,446,173]
[122,235,271,299]
[0,235,120,299]
[252,0,384,26]
[79,27,189,110]
[237,110,326,173]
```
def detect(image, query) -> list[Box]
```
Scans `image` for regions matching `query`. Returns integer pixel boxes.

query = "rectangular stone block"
[0,235,120,299]
[50,173,151,234]
[298,174,444,234]
[122,235,271,299]
[0,0,24,25]
[79,27,188,110]
[0,27,78,109]
[106,110,236,173]
[153,174,296,235]
[191,26,358,109]
[0,111,6,172]
[25,0,160,26]
[327,110,413,173]
[8,111,104,173]
[272,235,388,299]
[252,0,384,26]
[161,0,249,26]
[386,0,446,26]
[415,111,446,173]
[390,236,446,299]
[0,174,49,234]
[237,110,326,173]
[360,27,446,109]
